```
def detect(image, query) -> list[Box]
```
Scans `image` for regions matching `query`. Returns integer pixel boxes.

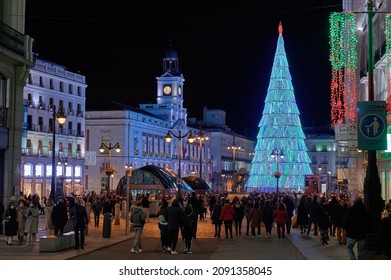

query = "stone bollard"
[114,203,120,225]
[121,200,127,218]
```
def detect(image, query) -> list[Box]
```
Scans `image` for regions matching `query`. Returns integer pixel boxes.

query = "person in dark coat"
[296,196,309,234]
[328,195,339,237]
[157,200,170,252]
[334,197,348,245]
[343,196,370,260]
[164,198,184,254]
[183,203,196,253]
[283,195,295,234]
[375,212,391,259]
[261,200,274,237]
[187,192,200,239]
[306,195,319,236]
[52,197,68,235]
[70,197,88,249]
[318,197,330,245]
[2,198,18,245]
[233,199,245,236]
[211,199,223,238]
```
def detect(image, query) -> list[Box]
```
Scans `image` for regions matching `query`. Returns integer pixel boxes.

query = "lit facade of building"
[21,58,87,198]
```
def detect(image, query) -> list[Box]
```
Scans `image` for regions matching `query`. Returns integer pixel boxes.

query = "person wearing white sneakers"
[130,203,146,254]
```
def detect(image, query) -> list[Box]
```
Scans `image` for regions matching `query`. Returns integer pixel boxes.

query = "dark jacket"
[164,200,184,230]
[261,203,274,225]
[70,204,88,228]
[52,202,68,228]
[3,206,18,236]
[211,203,223,225]
[130,206,146,230]
[233,203,245,221]
[343,199,370,239]
[297,200,309,226]
[375,215,391,257]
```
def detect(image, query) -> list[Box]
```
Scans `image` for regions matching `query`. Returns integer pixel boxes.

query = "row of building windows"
[23,163,83,178]
[27,74,83,96]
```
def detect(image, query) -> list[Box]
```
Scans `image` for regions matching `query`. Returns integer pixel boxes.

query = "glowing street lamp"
[164,130,195,195]
[99,142,121,193]
[50,106,67,201]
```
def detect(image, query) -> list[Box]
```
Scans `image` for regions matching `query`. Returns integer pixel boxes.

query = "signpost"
[357,101,387,151]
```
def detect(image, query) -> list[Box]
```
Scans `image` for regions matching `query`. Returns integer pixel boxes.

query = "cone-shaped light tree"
[245,22,312,193]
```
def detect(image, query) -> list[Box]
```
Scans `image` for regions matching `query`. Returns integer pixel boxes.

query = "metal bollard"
[102,213,112,238]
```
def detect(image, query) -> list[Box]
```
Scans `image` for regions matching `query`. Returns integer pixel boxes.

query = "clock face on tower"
[163,85,172,95]
[178,86,182,96]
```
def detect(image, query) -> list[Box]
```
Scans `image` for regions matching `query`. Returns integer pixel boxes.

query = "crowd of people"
[1,190,390,260]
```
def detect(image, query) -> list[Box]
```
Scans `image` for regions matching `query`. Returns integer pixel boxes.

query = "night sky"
[25,1,342,138]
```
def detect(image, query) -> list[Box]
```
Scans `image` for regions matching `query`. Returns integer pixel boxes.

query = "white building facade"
[21,58,86,198]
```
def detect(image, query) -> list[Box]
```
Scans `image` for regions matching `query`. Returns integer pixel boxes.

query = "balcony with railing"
[0,21,26,57]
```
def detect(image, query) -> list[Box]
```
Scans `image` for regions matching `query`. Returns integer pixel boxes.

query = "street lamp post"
[164,130,195,196]
[271,148,284,195]
[194,129,209,181]
[50,105,67,202]
[99,142,121,193]
[227,136,241,192]
[327,171,331,194]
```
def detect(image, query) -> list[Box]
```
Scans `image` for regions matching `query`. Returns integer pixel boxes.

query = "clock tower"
[141,41,187,126]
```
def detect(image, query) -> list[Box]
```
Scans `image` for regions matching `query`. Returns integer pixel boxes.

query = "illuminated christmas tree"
[245,22,312,193]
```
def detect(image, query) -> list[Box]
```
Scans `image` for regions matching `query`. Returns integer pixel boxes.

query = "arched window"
[23,163,33,177]
[75,165,82,177]
[35,164,44,177]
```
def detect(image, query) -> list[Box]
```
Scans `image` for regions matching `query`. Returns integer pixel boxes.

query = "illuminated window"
[75,165,82,177]
[35,164,44,177]
[24,164,33,177]
[46,165,52,177]
[65,166,72,177]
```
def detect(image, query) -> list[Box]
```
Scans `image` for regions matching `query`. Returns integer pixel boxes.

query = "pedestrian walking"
[92,197,102,228]
[52,197,68,235]
[273,202,288,239]
[16,199,27,245]
[164,199,184,254]
[306,195,319,236]
[296,196,309,234]
[158,200,170,253]
[334,197,348,245]
[220,199,235,239]
[343,196,370,260]
[183,203,196,254]
[0,197,4,236]
[262,200,274,237]
[2,197,18,245]
[24,199,40,246]
[187,192,200,239]
[211,198,223,238]
[233,199,245,236]
[130,203,146,254]
[249,201,262,237]
[318,197,330,245]
[70,197,88,249]
[283,195,294,234]
[45,197,55,235]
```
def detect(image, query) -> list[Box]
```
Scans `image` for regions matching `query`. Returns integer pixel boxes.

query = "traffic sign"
[357,101,387,150]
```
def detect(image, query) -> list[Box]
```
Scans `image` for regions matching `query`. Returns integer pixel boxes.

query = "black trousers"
[74,225,86,248]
